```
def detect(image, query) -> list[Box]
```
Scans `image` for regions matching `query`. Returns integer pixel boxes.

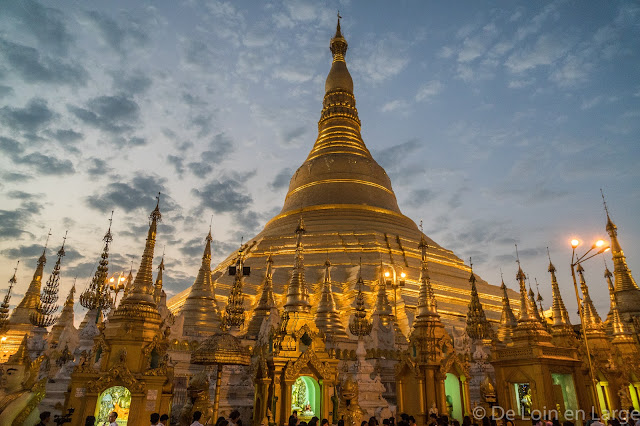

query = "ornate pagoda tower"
[168,18,519,332]
[66,197,173,426]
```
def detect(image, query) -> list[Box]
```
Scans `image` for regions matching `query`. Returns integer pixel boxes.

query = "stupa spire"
[349,261,372,338]
[315,256,348,340]
[284,218,311,312]
[604,263,633,338]
[49,280,76,348]
[374,260,394,323]
[528,282,544,325]
[79,213,114,318]
[183,229,222,336]
[547,250,572,329]
[154,252,164,304]
[600,191,640,316]
[416,225,438,319]
[497,271,517,342]
[465,259,494,340]
[515,245,534,323]
[246,253,278,339]
[0,262,18,331]
[114,194,162,320]
[576,264,603,331]
[222,243,247,332]
[30,233,67,328]
[9,231,50,327]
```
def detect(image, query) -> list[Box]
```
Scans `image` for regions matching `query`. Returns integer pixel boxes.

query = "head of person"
[193,411,203,421]
[108,412,118,423]
[85,416,96,426]
[362,421,369,426]
[216,417,227,426]
[290,415,298,426]
[338,420,344,426]
[401,414,409,423]
[409,417,416,426]
[231,410,241,422]
[40,411,51,423]
[160,415,169,424]
[151,413,160,424]
[293,411,298,419]
[384,420,390,426]
[322,420,330,426]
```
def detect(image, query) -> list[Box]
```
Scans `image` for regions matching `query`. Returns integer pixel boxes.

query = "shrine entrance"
[291,376,321,420]
[444,373,463,423]
[94,386,131,425]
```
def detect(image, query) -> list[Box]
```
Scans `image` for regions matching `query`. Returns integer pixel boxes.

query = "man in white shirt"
[105,412,118,426]
[191,410,204,426]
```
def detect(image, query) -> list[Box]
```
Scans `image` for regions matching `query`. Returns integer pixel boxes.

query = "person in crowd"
[337,419,344,426]
[321,419,330,426]
[289,415,298,426]
[361,421,368,426]
[159,414,169,426]
[85,416,96,426]
[105,412,118,426]
[408,417,416,426]
[36,411,51,426]
[150,413,160,425]
[229,410,241,426]
[191,411,204,426]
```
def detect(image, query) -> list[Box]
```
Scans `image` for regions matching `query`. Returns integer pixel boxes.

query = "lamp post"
[569,238,610,418]
[109,272,126,307]
[384,268,406,318]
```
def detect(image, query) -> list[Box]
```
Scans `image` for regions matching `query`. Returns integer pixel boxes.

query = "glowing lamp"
[570,239,580,248]
[400,272,406,278]
[384,271,391,278]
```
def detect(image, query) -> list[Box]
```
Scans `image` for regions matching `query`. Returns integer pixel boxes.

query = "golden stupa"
[168,20,517,333]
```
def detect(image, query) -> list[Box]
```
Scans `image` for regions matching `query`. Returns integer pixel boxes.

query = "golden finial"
[601,188,610,218]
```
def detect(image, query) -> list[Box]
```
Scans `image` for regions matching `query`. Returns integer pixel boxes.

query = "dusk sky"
[1,0,639,324]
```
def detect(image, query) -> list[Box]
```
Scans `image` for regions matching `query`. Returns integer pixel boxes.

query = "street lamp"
[569,238,610,418]
[385,269,406,318]
[109,273,126,307]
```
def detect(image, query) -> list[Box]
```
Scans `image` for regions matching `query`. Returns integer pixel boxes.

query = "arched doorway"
[444,373,463,423]
[94,386,131,425]
[291,376,321,420]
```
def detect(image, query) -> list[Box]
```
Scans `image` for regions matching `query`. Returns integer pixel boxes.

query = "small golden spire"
[80,214,114,314]
[154,252,165,304]
[604,261,633,337]
[246,253,278,338]
[576,263,603,330]
[183,229,222,336]
[466,258,494,340]
[284,219,311,313]
[222,242,247,331]
[497,271,517,342]
[349,260,372,337]
[416,231,437,319]
[601,189,639,295]
[115,194,162,320]
[49,279,77,348]
[0,261,18,331]
[515,244,532,323]
[30,232,68,328]
[547,248,572,331]
[315,255,348,339]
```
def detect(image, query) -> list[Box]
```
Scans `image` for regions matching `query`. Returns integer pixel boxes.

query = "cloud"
[85,173,172,213]
[85,10,150,53]
[14,152,75,175]
[0,98,56,133]
[381,100,410,113]
[68,94,140,134]
[350,34,410,85]
[110,71,153,95]
[4,0,74,55]
[183,39,218,69]
[187,133,235,175]
[0,137,24,156]
[505,34,571,74]
[0,201,44,238]
[0,85,14,98]
[1,243,49,260]
[404,189,437,209]
[269,168,292,190]
[167,155,185,177]
[0,38,88,86]
[7,191,37,201]
[112,136,147,148]
[2,172,33,182]
[415,80,443,102]
[86,158,112,177]
[374,139,422,170]
[191,172,255,214]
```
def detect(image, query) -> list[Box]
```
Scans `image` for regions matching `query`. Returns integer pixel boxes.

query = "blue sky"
[0,0,638,323]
